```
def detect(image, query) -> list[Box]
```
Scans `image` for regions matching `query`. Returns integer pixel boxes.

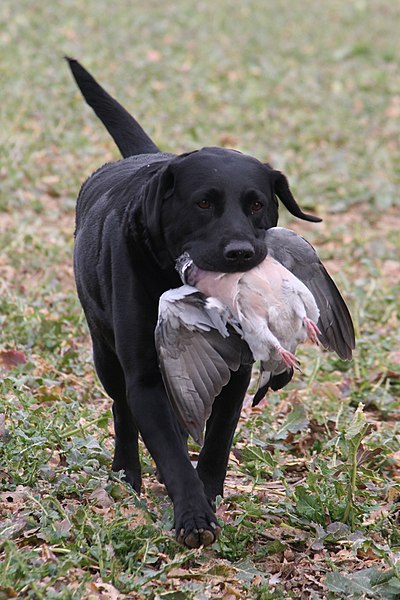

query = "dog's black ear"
[265,164,322,223]
[143,152,198,249]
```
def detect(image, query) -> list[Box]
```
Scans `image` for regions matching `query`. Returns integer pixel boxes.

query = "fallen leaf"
[54,519,73,537]
[0,414,9,440]
[0,349,27,371]
[0,487,30,504]
[268,573,282,585]
[0,586,18,598]
[89,578,122,599]
[89,487,114,509]
[222,586,242,599]
[40,544,58,562]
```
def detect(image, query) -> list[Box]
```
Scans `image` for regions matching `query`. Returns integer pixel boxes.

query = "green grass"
[1,0,400,597]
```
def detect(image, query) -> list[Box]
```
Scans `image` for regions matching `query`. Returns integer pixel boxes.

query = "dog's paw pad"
[178,523,220,548]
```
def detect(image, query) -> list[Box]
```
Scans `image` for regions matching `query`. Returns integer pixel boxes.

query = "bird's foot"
[278,347,300,370]
[303,317,321,344]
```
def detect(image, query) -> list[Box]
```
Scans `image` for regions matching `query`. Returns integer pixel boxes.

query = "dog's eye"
[250,200,263,213]
[197,199,212,209]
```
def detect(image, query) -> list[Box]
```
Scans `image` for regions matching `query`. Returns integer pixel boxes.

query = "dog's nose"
[224,241,255,263]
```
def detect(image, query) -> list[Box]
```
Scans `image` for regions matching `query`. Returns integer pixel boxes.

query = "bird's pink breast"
[190,268,241,311]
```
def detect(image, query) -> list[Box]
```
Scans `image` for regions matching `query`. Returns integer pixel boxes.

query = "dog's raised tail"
[66,57,160,158]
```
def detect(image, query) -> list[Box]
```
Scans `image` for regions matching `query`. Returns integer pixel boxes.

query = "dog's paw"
[177,520,221,548]
[175,502,221,548]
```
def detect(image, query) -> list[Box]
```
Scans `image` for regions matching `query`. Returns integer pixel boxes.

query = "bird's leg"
[247,320,301,371]
[303,317,321,344]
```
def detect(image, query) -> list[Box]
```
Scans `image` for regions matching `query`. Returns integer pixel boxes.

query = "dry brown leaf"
[40,544,58,562]
[54,519,73,537]
[0,487,30,504]
[0,349,27,371]
[0,414,7,438]
[222,590,242,600]
[89,487,114,509]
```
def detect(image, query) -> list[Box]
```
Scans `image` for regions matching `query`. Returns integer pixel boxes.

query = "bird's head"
[175,252,194,284]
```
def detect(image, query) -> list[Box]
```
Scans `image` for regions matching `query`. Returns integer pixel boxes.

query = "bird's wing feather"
[155,286,252,444]
[265,227,355,359]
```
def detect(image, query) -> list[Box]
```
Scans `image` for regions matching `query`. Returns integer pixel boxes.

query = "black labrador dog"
[67,58,322,548]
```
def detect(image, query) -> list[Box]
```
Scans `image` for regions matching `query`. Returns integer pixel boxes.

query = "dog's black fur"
[67,58,321,548]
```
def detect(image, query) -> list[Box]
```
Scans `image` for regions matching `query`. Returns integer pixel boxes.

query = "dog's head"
[143,147,321,273]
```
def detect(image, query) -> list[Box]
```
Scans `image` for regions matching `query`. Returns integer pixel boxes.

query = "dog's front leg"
[123,362,220,548]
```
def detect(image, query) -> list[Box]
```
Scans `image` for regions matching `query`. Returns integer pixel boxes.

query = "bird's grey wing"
[265,227,355,360]
[155,286,252,444]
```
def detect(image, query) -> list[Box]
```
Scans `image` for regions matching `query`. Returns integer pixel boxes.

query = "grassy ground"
[1,0,400,597]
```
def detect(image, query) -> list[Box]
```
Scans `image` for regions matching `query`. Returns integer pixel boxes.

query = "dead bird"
[156,227,355,444]
[155,285,253,444]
